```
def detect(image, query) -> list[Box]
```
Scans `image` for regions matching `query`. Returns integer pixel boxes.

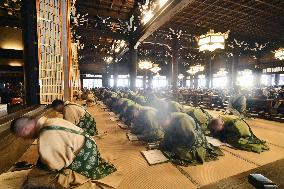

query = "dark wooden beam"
[0,16,22,28]
[0,49,23,59]
[22,0,40,105]
[136,0,196,43]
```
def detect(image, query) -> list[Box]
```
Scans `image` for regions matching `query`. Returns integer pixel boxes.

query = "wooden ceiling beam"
[135,0,196,43]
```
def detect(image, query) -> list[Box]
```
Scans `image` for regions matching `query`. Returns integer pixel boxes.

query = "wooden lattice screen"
[37,0,64,104]
[70,42,81,100]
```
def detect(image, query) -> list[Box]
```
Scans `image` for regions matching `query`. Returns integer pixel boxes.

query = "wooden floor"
[1,104,284,189]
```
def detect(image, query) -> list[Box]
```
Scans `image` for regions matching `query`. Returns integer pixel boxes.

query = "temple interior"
[0,0,284,189]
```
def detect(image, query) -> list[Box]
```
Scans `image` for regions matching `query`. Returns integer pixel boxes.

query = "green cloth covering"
[65,103,97,136]
[39,126,116,180]
[230,95,246,114]
[132,107,164,142]
[219,115,269,153]
[134,95,147,106]
[168,101,184,112]
[160,112,223,166]
[183,106,213,134]
[77,111,97,135]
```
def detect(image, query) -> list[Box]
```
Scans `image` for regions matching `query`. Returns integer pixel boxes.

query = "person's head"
[10,117,37,139]
[208,118,224,136]
[51,99,64,112]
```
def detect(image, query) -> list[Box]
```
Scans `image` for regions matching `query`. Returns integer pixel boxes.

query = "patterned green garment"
[77,111,98,136]
[39,126,117,180]
[183,106,213,135]
[65,104,97,136]
[219,115,269,153]
[160,113,223,166]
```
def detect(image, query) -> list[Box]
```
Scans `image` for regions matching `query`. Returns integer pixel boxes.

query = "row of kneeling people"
[9,100,119,189]
[98,88,269,166]
[9,89,269,188]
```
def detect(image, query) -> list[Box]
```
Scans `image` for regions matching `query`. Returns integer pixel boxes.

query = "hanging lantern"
[139,60,153,70]
[104,56,113,64]
[186,64,205,75]
[197,29,229,52]
[275,48,284,60]
[150,63,161,73]
[215,68,228,77]
[178,74,184,80]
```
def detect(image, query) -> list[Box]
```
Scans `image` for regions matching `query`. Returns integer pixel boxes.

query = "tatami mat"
[88,106,197,189]
[179,151,257,186]
[1,105,283,189]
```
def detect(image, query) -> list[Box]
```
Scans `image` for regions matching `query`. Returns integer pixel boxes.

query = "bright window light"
[83,79,102,88]
[153,75,167,88]
[213,76,227,88]
[198,78,206,88]
[136,77,143,88]
[237,75,253,87]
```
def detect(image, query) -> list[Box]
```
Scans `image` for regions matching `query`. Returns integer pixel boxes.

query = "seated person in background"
[228,87,247,117]
[120,103,140,126]
[159,112,223,166]
[10,117,118,189]
[167,100,184,112]
[183,106,213,134]
[86,90,97,107]
[131,106,164,142]
[208,115,269,153]
[52,100,97,135]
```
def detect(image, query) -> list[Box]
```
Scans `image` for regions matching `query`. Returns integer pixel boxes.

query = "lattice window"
[37,0,64,104]
[71,42,80,99]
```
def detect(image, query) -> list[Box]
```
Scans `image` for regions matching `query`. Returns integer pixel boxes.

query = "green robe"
[160,112,223,166]
[168,101,184,112]
[219,115,269,153]
[183,106,213,134]
[39,126,116,180]
[132,107,164,142]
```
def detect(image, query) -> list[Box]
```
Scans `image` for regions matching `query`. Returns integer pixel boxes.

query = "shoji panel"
[37,0,64,104]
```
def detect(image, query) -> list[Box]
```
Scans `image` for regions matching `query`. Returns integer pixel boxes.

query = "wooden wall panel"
[37,0,64,104]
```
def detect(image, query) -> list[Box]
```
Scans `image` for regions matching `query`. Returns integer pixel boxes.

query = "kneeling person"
[208,115,269,153]
[159,112,223,166]
[132,106,164,142]
[52,100,97,135]
[10,116,117,188]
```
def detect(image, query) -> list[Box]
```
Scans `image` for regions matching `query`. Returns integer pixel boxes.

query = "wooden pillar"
[205,55,212,88]
[171,35,178,89]
[148,73,153,90]
[231,53,239,88]
[80,75,84,89]
[194,75,198,88]
[113,60,118,88]
[61,0,72,101]
[102,73,108,87]
[182,77,186,88]
[129,42,137,90]
[22,0,40,105]
[253,56,262,88]
[190,75,194,88]
[275,73,280,86]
